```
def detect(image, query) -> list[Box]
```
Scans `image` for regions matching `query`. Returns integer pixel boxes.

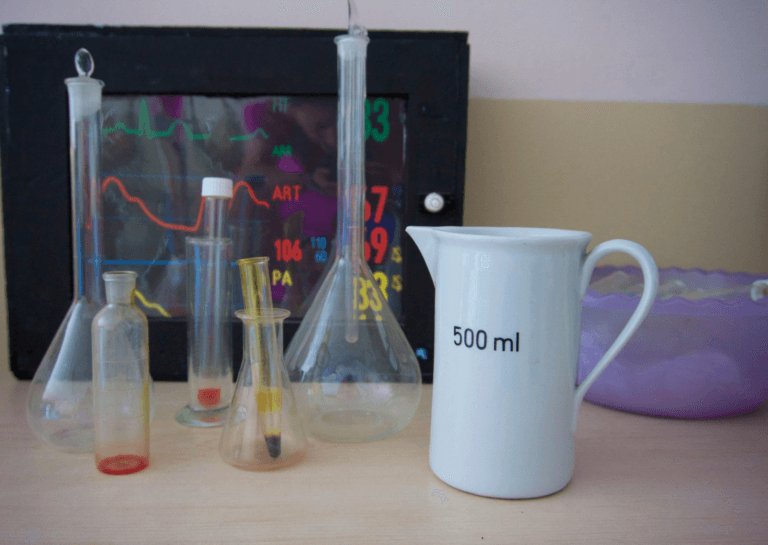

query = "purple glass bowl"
[579,266,768,418]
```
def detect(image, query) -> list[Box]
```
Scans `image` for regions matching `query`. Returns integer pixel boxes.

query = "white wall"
[2,0,766,105]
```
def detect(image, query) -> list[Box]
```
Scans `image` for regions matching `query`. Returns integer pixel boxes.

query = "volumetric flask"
[177,177,234,427]
[283,25,421,443]
[220,308,307,471]
[26,49,104,451]
[92,271,150,475]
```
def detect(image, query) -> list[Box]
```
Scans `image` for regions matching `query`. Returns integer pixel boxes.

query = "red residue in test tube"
[198,388,222,407]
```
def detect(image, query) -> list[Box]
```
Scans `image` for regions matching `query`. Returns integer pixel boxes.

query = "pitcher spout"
[406,226,439,284]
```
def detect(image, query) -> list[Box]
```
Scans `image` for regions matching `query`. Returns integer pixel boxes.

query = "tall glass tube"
[237,258,283,455]
[336,30,368,345]
[177,178,234,427]
[92,271,150,475]
[283,16,422,443]
[26,49,104,451]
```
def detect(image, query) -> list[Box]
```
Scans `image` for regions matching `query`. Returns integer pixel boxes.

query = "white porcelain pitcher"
[406,226,658,499]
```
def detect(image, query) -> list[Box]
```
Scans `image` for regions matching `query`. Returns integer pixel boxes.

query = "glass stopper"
[347,0,367,36]
[75,48,94,77]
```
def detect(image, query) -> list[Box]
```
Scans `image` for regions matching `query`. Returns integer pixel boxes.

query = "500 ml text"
[453,326,520,352]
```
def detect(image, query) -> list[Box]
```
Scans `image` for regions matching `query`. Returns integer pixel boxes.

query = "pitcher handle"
[572,240,658,431]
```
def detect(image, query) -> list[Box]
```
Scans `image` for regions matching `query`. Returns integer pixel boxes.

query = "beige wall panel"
[464,99,768,273]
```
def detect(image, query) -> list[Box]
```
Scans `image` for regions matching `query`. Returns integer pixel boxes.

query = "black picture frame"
[0,24,468,382]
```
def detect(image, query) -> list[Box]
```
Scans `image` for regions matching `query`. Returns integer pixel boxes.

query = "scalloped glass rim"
[585,265,768,317]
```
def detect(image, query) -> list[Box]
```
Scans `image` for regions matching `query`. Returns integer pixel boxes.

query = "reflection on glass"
[99,95,407,320]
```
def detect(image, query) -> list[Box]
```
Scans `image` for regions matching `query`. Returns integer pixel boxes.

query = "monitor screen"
[1,25,469,381]
[100,94,407,321]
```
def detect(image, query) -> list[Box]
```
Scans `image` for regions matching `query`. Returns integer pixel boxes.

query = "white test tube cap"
[201,177,234,198]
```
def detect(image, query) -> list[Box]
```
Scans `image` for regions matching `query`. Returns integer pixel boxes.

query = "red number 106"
[274,239,303,262]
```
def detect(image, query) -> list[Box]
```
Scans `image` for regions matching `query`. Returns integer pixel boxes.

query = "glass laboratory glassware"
[220,258,307,470]
[176,177,234,427]
[92,271,150,475]
[26,49,105,451]
[283,19,422,443]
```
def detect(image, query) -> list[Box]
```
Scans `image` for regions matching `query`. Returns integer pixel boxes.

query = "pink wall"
[2,0,766,104]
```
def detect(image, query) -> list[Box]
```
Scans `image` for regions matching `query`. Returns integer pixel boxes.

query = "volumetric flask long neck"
[335,32,369,343]
[68,52,104,304]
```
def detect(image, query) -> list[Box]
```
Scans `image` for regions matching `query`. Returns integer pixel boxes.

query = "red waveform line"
[101,177,271,231]
[102,176,205,232]
[230,180,270,209]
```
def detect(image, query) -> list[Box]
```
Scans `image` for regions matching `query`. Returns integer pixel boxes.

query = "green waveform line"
[102,99,211,140]
[101,98,269,142]
[230,128,269,141]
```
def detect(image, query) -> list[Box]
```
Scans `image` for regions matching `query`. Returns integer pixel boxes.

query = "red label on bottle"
[97,455,149,475]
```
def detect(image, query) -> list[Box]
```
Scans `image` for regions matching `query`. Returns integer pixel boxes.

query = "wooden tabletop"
[1,363,766,545]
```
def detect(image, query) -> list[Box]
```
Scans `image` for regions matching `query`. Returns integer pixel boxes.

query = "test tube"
[238,258,283,458]
[177,177,234,427]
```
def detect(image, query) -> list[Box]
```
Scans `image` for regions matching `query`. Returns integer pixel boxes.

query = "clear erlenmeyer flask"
[220,258,307,470]
[26,49,105,451]
[283,24,422,443]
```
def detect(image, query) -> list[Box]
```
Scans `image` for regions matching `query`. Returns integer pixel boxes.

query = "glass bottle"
[282,21,422,442]
[219,258,307,470]
[26,49,104,451]
[92,271,150,475]
[176,177,234,427]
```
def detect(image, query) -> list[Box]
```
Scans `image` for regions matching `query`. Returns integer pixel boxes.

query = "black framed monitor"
[0,25,469,382]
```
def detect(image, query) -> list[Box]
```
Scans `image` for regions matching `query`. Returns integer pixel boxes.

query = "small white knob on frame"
[424,192,445,213]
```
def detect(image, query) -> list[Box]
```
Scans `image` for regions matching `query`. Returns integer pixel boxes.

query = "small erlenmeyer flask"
[220,258,307,470]
[92,271,150,475]
[176,177,234,427]
[26,49,105,451]
[283,25,422,443]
